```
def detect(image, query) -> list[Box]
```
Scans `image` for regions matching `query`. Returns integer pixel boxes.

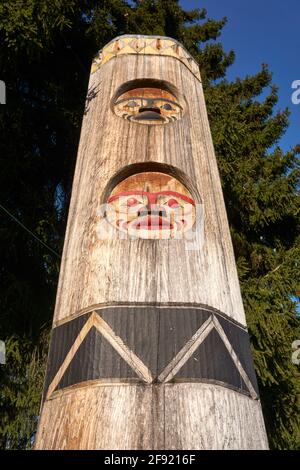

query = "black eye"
[127,100,138,107]
[162,103,173,111]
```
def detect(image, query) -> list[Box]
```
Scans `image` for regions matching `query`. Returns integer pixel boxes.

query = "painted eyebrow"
[107,190,195,205]
[107,191,147,203]
[115,97,182,109]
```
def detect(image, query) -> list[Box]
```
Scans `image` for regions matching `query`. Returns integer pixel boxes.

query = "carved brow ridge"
[108,190,195,205]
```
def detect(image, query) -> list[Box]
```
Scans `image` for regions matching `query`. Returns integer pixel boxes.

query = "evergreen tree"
[0,0,299,449]
[206,68,300,449]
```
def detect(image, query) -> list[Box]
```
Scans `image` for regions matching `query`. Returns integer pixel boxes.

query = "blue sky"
[181,0,299,152]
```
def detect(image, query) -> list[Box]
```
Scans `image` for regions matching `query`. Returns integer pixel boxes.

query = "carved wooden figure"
[35,35,269,449]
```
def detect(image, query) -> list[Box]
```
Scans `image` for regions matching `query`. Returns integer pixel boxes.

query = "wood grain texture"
[35,35,268,449]
[35,383,268,450]
[52,52,245,327]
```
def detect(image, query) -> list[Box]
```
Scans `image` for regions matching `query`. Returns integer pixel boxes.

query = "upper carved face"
[113,87,182,124]
[106,172,196,239]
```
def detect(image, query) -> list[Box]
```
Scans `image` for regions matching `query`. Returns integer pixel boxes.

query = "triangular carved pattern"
[91,37,201,80]
[46,312,257,400]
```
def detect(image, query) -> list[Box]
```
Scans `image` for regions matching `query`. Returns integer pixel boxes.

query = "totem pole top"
[91,34,201,81]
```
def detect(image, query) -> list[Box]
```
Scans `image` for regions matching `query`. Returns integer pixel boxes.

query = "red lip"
[133,215,173,230]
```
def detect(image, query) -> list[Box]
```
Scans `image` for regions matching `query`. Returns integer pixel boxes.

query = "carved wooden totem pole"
[35,35,269,449]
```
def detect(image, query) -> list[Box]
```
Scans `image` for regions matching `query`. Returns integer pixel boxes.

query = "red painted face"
[106,172,196,239]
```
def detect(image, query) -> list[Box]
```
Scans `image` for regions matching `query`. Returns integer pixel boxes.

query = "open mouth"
[133,108,165,122]
[132,215,173,231]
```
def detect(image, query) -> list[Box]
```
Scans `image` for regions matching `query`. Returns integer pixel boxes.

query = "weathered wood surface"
[52,52,245,327]
[36,384,268,450]
[35,36,268,449]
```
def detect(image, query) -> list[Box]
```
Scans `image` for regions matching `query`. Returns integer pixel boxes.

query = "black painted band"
[44,306,259,398]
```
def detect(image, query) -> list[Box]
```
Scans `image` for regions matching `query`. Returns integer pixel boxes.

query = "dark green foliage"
[206,65,300,449]
[0,0,299,449]
[0,333,49,449]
